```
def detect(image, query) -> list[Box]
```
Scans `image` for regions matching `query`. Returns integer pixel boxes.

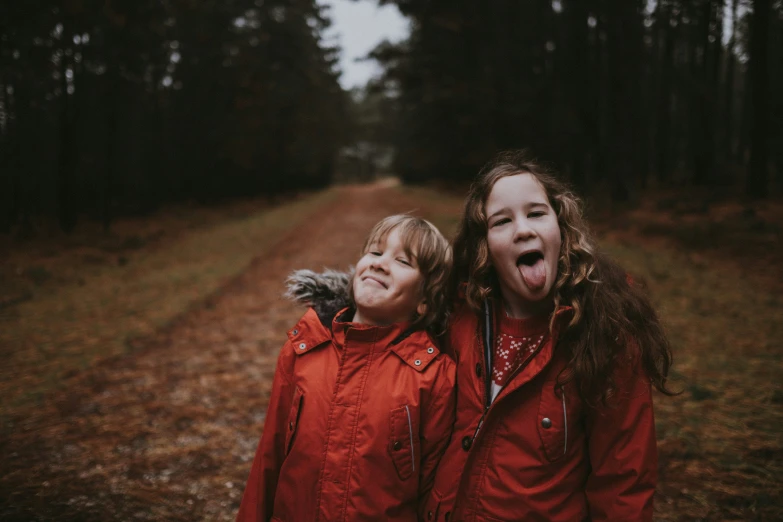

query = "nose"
[369,254,389,272]
[513,218,536,242]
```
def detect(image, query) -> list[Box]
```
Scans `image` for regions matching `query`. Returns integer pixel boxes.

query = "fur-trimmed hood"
[284,268,353,326]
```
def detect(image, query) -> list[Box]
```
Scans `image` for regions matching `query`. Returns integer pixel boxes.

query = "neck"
[351,308,397,327]
[351,309,374,326]
[500,292,554,320]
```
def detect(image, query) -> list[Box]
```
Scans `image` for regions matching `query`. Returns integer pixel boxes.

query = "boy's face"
[352,227,427,326]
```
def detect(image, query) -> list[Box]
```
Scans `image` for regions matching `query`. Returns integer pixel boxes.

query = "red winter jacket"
[237,308,457,522]
[422,302,658,522]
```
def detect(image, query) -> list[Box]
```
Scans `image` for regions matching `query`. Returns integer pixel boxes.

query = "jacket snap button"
[414,359,422,366]
[298,343,306,350]
[427,510,433,520]
[461,436,472,451]
[288,422,293,430]
[292,329,298,335]
[541,417,552,429]
[427,347,435,354]
[475,363,482,378]
[393,441,402,451]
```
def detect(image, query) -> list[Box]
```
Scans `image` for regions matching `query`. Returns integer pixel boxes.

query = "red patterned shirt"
[491,311,549,401]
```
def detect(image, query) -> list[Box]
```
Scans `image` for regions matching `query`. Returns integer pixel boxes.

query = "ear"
[416,299,428,318]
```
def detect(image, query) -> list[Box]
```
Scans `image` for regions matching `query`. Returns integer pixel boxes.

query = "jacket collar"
[288,307,441,371]
[331,307,412,350]
[287,308,332,354]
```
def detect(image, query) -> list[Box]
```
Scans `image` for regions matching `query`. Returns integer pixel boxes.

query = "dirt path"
[0,183,443,521]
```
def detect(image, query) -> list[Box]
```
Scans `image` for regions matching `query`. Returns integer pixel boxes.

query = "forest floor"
[0,180,781,521]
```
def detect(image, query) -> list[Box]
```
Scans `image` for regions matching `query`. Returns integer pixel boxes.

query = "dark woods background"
[0,0,345,234]
[1,0,781,234]
[369,0,782,199]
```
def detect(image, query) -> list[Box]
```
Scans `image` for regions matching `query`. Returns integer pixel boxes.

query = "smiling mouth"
[364,276,388,289]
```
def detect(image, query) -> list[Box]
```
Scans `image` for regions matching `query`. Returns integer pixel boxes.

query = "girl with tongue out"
[421,150,674,522]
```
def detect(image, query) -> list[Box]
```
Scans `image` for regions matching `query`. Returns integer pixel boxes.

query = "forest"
[1,0,346,233]
[1,0,781,235]
[1,1,782,520]
[365,0,782,198]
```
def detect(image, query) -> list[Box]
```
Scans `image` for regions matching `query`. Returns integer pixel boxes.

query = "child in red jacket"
[292,151,675,521]
[422,150,674,521]
[236,215,456,522]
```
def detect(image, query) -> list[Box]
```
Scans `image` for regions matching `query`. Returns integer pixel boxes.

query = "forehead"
[368,225,399,244]
[366,224,414,252]
[485,173,549,212]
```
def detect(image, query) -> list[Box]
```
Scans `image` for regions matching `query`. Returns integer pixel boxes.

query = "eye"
[370,251,382,256]
[397,258,412,267]
[528,211,546,218]
[490,218,510,228]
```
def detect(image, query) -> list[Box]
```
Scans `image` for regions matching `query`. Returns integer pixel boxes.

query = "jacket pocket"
[537,384,568,462]
[284,386,304,455]
[388,405,417,480]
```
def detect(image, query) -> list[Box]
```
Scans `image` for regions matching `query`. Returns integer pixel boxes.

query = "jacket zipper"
[473,299,549,442]
[404,404,415,472]
[561,386,568,456]
[472,300,494,441]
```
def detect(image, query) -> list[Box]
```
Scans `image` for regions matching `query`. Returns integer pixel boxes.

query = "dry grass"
[0,184,780,521]
[604,240,782,520]
[0,190,338,425]
[593,194,783,521]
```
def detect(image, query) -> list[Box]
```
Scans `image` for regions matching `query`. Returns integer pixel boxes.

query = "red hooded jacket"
[422,301,658,522]
[237,308,457,522]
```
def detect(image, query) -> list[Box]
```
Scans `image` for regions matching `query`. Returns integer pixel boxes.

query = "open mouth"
[515,250,547,291]
[517,251,544,267]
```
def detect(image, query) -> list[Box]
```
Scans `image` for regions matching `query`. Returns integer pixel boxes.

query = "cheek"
[401,272,424,300]
[486,235,503,264]
[545,222,562,250]
[548,230,563,271]
[355,254,371,271]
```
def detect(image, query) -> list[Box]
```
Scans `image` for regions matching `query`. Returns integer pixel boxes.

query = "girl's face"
[352,227,427,326]
[485,173,562,318]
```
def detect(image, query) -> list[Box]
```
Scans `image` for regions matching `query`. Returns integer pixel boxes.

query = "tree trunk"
[656,0,675,184]
[747,0,770,198]
[56,20,78,233]
[0,72,13,232]
[606,0,644,202]
[692,0,715,186]
[562,0,592,194]
[724,0,739,162]
[102,58,120,233]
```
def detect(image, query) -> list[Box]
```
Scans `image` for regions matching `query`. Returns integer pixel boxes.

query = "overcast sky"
[318,0,410,90]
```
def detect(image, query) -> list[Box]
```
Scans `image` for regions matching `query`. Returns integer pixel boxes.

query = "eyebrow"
[487,201,548,219]
[487,208,508,220]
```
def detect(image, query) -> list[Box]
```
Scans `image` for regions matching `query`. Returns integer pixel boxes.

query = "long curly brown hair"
[452,149,674,405]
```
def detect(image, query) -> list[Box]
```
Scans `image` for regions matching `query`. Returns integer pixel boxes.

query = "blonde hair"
[354,215,452,334]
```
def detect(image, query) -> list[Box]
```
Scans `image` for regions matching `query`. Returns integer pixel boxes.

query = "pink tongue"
[519,258,546,291]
